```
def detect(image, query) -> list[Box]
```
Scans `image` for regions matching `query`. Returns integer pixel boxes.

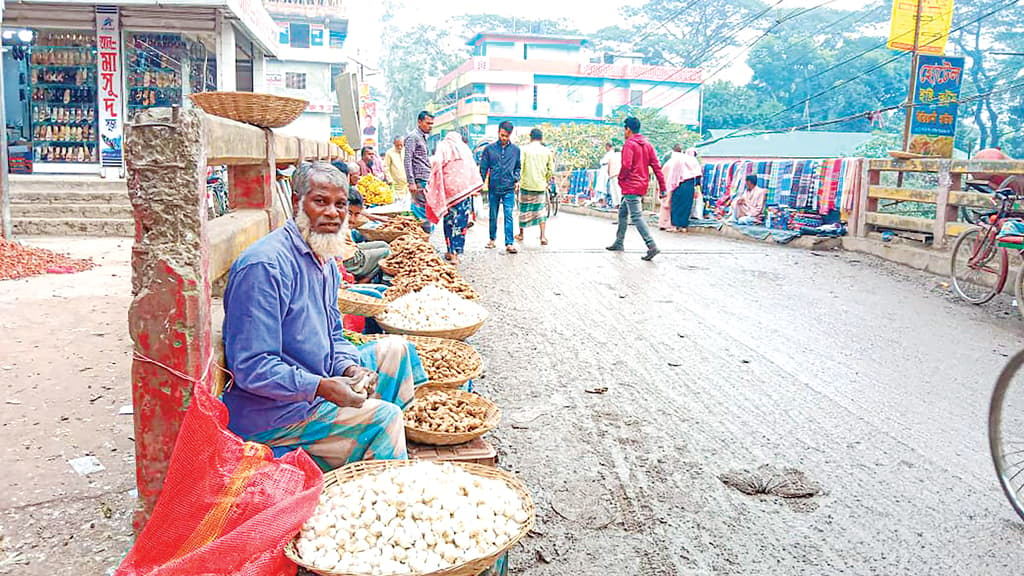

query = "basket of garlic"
[339,289,388,317]
[376,285,487,341]
[284,460,535,576]
[403,388,500,446]
[365,335,482,389]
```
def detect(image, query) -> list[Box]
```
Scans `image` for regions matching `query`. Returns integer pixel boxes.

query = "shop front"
[1,0,278,177]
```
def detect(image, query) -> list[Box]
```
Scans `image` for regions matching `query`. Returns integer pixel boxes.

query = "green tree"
[701,80,783,130]
[380,1,467,140]
[606,106,700,158]
[592,0,768,66]
[533,123,616,170]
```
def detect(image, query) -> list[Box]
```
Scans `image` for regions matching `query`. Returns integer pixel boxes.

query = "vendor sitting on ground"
[730,175,767,225]
[221,161,427,470]
[342,188,391,283]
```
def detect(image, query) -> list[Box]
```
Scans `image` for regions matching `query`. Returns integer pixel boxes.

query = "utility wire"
[704,0,1018,145]
[695,77,1024,148]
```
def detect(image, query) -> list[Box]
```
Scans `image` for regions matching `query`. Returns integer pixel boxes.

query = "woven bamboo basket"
[189,92,308,128]
[284,460,535,576]
[365,335,483,388]
[338,289,387,317]
[376,314,486,342]
[404,388,500,446]
[359,226,428,243]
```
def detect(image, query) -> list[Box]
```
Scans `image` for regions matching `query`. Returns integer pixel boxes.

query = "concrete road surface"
[3,211,1024,574]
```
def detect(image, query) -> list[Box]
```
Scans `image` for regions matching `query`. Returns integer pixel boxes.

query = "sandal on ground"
[515,233,524,242]
[506,245,518,254]
[486,241,496,249]
[540,238,549,245]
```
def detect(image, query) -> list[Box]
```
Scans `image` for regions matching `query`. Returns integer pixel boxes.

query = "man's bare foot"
[515,232,524,242]
[540,237,548,245]
[506,245,518,254]
[486,240,496,249]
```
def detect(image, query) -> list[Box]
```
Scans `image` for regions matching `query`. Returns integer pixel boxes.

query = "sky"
[345,0,879,84]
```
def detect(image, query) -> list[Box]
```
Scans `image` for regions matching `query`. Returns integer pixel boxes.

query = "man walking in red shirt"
[607,116,666,261]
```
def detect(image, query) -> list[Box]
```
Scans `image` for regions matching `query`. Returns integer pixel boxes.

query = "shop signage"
[887,0,955,55]
[227,0,281,56]
[907,55,964,157]
[306,102,333,113]
[279,23,289,45]
[266,72,284,88]
[311,24,324,47]
[96,6,123,168]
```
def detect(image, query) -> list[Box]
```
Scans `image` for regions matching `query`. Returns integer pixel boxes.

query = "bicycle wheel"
[990,349,1024,522]
[950,228,1008,304]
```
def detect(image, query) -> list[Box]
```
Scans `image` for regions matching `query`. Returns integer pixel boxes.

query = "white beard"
[296,210,350,260]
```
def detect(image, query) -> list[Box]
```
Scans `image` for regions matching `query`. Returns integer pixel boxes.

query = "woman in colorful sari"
[426,131,484,265]
[662,146,703,232]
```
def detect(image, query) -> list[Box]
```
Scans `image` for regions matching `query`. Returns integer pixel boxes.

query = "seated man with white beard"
[221,161,427,470]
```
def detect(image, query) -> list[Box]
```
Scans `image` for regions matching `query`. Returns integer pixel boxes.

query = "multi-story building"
[432,32,704,145]
[260,0,348,140]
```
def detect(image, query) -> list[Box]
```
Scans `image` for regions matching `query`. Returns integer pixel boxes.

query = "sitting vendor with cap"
[221,161,427,470]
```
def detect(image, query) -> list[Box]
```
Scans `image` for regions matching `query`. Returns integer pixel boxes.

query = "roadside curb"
[558,204,842,251]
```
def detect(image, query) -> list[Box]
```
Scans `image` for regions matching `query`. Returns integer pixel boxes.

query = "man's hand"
[343,365,379,396]
[316,377,368,409]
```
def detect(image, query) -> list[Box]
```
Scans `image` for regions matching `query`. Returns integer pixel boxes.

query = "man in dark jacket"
[480,121,521,253]
[607,116,666,261]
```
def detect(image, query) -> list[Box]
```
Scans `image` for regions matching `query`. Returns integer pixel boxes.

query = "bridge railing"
[854,158,1024,247]
[124,107,348,533]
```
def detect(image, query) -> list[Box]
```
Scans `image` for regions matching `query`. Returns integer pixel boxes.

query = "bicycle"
[990,348,1024,521]
[546,180,560,219]
[949,181,1024,311]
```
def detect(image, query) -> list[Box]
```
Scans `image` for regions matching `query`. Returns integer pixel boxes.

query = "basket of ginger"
[403,388,500,446]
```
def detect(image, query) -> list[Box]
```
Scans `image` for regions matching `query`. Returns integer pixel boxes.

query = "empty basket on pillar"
[189,92,308,129]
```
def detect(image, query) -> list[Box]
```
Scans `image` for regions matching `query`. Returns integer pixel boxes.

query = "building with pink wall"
[432,32,703,145]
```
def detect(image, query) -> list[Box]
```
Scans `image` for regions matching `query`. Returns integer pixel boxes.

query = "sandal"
[486,241,496,249]
[540,238,548,246]
[506,245,518,254]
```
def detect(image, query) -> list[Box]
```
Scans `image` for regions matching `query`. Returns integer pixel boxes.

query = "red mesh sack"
[115,384,323,576]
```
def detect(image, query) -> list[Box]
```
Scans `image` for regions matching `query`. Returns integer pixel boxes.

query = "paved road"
[4,213,1024,575]
[462,211,1024,574]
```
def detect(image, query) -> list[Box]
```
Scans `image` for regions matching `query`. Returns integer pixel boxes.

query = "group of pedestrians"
[384,112,691,264]
[386,113,555,262]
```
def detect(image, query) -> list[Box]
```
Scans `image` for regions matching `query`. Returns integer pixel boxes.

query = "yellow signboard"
[887,0,955,55]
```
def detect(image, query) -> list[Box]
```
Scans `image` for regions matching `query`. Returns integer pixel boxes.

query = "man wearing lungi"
[221,161,427,471]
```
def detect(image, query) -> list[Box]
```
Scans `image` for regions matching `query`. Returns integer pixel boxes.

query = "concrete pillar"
[124,108,212,533]
[216,15,237,92]
[229,128,275,211]
[252,49,267,93]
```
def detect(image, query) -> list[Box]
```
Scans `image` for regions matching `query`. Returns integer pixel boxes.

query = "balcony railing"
[262,0,347,18]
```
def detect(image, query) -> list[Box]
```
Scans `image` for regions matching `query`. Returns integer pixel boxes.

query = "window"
[329,29,346,49]
[286,72,306,90]
[289,23,310,48]
[630,89,643,106]
[329,64,345,92]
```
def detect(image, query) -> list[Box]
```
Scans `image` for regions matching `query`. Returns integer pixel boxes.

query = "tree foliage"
[593,0,767,66]
[537,107,699,170]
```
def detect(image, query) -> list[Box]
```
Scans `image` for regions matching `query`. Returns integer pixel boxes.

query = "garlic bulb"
[379,284,487,331]
[294,462,529,575]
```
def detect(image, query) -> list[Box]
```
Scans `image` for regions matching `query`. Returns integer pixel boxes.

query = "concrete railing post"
[228,129,276,211]
[932,160,954,248]
[125,108,212,534]
[856,162,879,238]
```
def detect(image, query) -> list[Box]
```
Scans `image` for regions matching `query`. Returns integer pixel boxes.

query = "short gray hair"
[346,162,360,175]
[292,161,348,199]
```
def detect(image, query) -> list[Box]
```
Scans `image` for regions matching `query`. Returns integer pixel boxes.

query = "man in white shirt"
[603,143,622,208]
